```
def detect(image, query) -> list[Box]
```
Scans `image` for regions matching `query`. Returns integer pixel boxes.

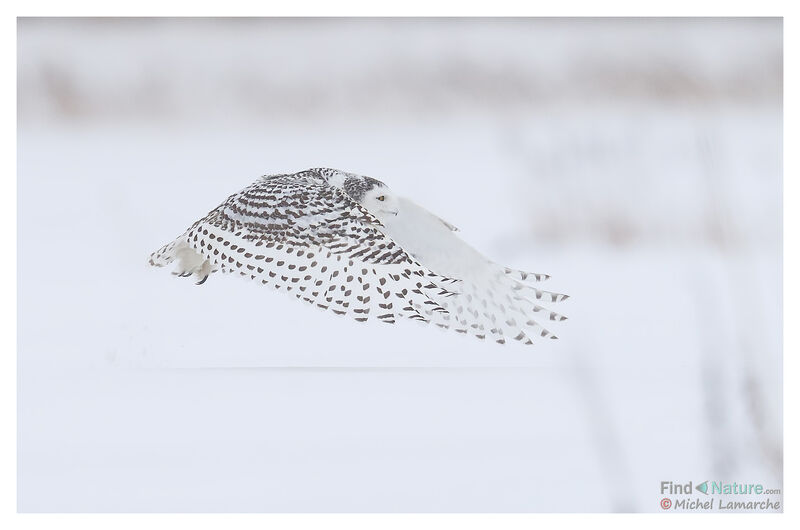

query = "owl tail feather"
[148,240,179,267]
[148,236,214,285]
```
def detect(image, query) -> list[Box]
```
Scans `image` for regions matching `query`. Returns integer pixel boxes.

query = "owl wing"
[376,197,569,345]
[149,172,458,325]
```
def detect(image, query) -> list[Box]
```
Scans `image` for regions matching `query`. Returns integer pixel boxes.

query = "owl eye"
[377,195,386,202]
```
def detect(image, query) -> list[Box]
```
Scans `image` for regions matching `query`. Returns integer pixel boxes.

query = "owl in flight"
[149,168,568,345]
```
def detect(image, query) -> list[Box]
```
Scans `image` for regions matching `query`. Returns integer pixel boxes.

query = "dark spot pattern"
[148,168,568,346]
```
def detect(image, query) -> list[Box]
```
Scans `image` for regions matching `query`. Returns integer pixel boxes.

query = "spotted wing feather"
[150,172,456,326]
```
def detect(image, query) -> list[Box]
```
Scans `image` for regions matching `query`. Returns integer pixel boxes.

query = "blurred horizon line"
[18,17,781,126]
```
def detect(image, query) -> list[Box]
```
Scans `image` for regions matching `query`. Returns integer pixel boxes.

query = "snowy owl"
[149,168,568,345]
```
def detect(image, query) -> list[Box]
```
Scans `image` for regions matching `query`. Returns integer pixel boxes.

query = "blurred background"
[18,18,782,512]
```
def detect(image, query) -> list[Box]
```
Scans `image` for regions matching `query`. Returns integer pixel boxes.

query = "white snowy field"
[17,18,782,512]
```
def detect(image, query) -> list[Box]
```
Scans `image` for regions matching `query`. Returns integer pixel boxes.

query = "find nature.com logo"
[659,480,782,512]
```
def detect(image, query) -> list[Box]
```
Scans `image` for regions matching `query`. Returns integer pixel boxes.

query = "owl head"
[343,175,400,218]
[309,168,400,218]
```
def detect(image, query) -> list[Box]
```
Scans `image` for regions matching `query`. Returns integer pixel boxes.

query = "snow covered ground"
[17,18,782,512]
